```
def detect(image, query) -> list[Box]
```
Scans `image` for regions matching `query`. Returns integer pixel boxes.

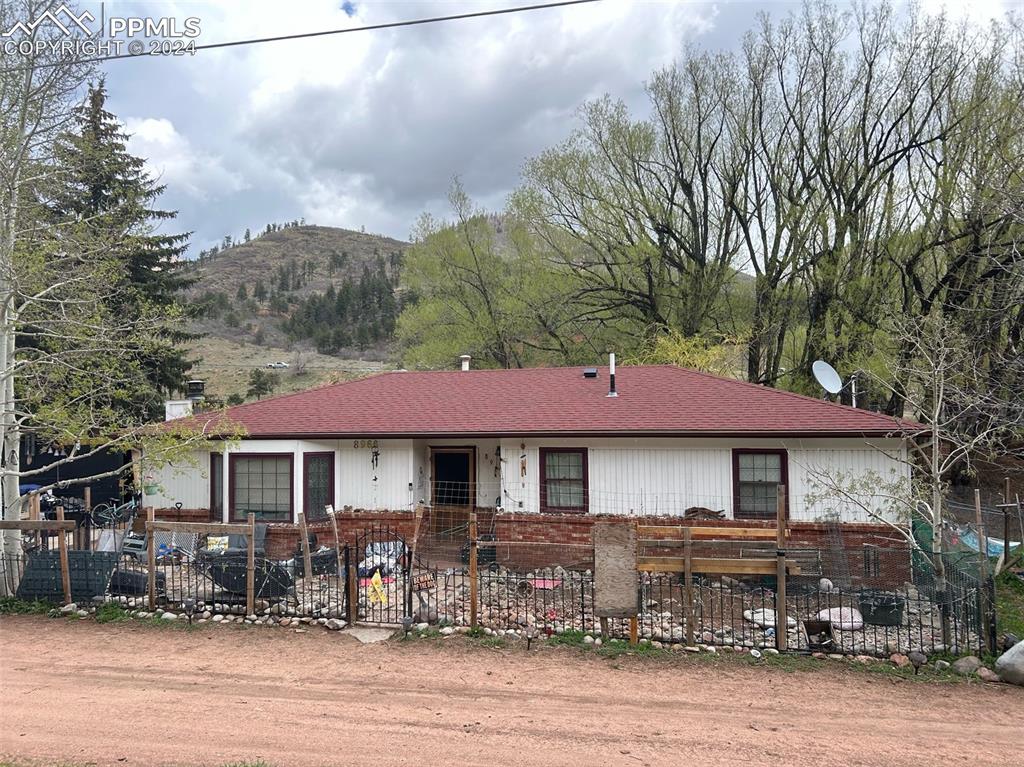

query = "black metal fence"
[0,524,995,656]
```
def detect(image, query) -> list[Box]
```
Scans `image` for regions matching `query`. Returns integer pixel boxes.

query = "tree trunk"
[930,426,951,647]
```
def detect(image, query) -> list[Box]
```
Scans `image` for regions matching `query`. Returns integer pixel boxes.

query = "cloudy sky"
[92,0,1000,254]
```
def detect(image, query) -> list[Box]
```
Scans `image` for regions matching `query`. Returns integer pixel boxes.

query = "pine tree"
[254,279,267,304]
[243,227,251,243]
[237,283,248,301]
[51,79,195,419]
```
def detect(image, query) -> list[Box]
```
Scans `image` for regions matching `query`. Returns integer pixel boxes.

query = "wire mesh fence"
[0,505,999,656]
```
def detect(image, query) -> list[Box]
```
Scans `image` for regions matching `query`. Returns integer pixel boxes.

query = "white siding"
[335,438,414,511]
[497,437,908,521]
[788,442,907,522]
[145,450,211,510]
[146,435,910,525]
[588,446,733,516]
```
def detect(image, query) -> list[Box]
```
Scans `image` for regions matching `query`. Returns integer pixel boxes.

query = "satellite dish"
[812,360,843,395]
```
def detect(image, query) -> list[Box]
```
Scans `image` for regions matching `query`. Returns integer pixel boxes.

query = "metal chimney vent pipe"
[460,354,471,372]
[607,353,618,397]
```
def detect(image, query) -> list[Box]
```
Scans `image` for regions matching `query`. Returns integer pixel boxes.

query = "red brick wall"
[152,507,211,523]
[153,506,911,583]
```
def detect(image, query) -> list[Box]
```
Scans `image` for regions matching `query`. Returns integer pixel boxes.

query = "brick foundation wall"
[153,506,911,584]
[152,507,211,523]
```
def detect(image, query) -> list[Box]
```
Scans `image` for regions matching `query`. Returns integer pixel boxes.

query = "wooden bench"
[740,547,823,576]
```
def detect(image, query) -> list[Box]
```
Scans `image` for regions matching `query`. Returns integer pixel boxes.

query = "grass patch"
[995,569,1024,640]
[94,602,131,623]
[545,629,588,647]
[0,597,56,615]
[476,636,507,649]
[399,626,441,641]
[594,639,670,659]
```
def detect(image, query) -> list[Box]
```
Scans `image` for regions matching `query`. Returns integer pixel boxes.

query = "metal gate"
[352,524,410,625]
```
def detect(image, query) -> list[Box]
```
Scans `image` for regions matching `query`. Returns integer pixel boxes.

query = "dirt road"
[0,617,1019,767]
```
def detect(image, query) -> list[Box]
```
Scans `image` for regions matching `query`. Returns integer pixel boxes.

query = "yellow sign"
[369,570,388,605]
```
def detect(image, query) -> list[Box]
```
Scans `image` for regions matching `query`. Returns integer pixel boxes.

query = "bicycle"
[89,496,139,528]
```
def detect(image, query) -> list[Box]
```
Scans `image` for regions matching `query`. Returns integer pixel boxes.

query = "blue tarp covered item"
[956,527,1021,558]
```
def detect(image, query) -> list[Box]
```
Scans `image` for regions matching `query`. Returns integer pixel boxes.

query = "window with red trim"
[732,449,788,520]
[229,453,293,522]
[540,448,588,513]
[303,452,334,521]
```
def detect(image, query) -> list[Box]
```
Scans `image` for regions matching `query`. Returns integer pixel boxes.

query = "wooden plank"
[683,528,695,647]
[629,616,638,645]
[0,519,75,532]
[146,520,249,536]
[406,505,425,619]
[637,525,788,541]
[298,511,314,591]
[56,506,72,605]
[638,556,802,576]
[246,512,255,617]
[974,489,992,654]
[776,484,788,653]
[345,544,358,624]
[469,512,478,630]
[326,505,343,586]
[147,507,156,610]
[29,493,41,551]
[83,487,92,551]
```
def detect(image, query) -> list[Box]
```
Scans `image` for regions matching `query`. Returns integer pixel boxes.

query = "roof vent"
[460,354,471,372]
[582,368,598,378]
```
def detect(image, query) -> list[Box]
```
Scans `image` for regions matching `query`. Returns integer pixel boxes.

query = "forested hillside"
[181,225,407,401]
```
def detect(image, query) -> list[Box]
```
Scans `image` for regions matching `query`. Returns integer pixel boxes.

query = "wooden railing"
[634,485,796,651]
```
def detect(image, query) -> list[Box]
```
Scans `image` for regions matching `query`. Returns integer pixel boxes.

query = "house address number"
[353,439,380,449]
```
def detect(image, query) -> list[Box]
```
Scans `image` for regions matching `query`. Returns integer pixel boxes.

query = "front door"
[430,447,475,538]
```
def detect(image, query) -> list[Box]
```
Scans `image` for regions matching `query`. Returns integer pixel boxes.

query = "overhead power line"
[0,0,603,71]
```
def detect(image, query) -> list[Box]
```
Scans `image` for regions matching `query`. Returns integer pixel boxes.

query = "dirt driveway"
[0,616,1019,767]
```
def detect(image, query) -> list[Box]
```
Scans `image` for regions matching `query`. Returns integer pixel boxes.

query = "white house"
[149,363,913,526]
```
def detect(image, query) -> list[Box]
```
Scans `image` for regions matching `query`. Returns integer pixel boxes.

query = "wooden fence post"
[29,493,40,551]
[82,487,91,551]
[1003,478,1012,570]
[775,485,788,652]
[246,512,256,616]
[683,527,695,647]
[974,489,993,654]
[346,545,358,625]
[298,511,313,592]
[406,505,424,620]
[56,506,72,605]
[469,512,478,630]
[146,507,156,610]
[629,616,638,645]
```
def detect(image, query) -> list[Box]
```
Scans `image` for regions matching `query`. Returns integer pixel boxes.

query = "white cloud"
[123,116,246,201]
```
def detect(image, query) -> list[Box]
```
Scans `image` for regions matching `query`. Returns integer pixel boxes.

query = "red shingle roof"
[188,365,914,438]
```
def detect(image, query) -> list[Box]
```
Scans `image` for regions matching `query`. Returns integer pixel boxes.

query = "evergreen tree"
[236,283,248,301]
[254,279,267,303]
[243,227,251,243]
[51,79,195,419]
[246,369,278,400]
